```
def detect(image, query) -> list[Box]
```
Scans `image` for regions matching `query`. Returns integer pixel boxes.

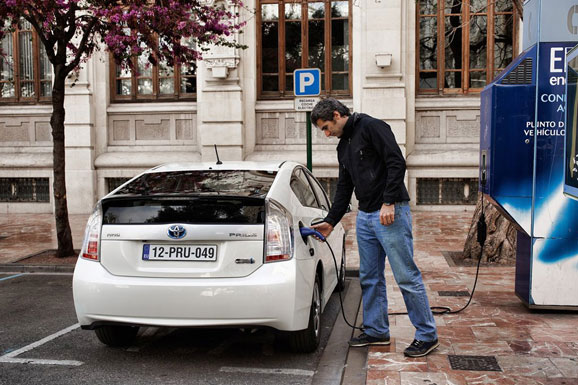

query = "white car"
[73,161,345,352]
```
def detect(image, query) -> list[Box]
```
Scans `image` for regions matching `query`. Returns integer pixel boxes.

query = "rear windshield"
[102,197,265,225]
[113,170,277,198]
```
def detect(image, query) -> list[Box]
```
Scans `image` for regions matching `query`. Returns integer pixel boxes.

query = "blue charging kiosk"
[480,0,578,309]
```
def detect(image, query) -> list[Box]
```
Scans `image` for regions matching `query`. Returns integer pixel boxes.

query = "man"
[311,98,438,358]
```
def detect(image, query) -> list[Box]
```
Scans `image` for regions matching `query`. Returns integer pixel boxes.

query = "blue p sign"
[294,68,321,96]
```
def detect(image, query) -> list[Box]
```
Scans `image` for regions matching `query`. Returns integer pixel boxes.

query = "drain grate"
[448,355,502,371]
[438,291,471,297]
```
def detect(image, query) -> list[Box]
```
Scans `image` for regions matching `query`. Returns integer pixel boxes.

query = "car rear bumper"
[72,257,315,331]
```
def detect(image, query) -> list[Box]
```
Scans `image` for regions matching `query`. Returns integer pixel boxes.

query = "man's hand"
[380,204,395,226]
[311,222,334,239]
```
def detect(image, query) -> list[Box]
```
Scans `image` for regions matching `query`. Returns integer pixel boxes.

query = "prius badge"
[167,225,187,239]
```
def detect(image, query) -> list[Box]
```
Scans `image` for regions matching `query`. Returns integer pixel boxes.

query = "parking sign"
[294,68,321,96]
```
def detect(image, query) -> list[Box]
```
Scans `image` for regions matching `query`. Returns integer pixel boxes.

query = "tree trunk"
[51,65,75,258]
[462,193,517,264]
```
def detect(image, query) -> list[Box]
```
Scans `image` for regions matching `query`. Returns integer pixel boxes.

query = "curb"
[0,264,75,273]
[312,278,363,385]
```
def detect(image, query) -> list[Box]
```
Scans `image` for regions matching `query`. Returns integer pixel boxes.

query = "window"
[110,37,197,102]
[417,0,519,95]
[305,171,331,211]
[0,20,52,103]
[291,168,318,207]
[258,0,351,99]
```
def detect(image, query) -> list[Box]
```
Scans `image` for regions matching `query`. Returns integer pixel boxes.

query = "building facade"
[0,0,520,214]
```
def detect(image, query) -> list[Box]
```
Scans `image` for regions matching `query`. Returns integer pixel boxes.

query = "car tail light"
[81,204,102,261]
[265,199,294,263]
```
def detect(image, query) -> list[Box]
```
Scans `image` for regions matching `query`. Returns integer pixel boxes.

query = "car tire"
[288,275,321,353]
[94,325,139,347]
[335,240,346,292]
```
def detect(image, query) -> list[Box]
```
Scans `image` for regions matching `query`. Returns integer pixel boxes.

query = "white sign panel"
[295,97,320,111]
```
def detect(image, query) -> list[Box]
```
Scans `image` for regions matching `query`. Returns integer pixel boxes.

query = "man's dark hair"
[311,97,351,124]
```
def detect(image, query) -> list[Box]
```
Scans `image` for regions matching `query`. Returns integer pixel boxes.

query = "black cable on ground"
[322,191,488,327]
[327,241,364,331]
[389,194,487,316]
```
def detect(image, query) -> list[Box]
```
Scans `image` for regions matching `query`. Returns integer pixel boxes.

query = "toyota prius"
[73,161,345,352]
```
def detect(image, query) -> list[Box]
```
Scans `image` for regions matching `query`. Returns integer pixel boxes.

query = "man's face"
[315,111,348,138]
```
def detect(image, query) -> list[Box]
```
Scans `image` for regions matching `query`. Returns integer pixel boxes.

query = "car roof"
[148,161,300,174]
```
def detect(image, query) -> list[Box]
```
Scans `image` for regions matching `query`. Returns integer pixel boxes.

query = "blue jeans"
[356,202,437,342]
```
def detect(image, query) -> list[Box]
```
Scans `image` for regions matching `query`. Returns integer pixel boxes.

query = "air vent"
[438,291,471,297]
[448,355,502,371]
[501,58,533,85]
[0,178,50,202]
[417,178,478,205]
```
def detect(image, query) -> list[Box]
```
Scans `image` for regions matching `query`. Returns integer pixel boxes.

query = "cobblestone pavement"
[1,210,578,384]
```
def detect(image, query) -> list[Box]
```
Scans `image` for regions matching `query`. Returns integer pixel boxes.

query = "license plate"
[142,244,217,261]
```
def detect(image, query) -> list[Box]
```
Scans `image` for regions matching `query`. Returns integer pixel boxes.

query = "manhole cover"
[448,355,502,371]
[438,291,471,297]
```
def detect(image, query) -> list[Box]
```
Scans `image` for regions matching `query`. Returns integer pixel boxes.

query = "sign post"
[294,69,321,171]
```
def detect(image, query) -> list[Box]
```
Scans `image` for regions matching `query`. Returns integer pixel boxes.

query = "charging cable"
[300,227,364,330]
[300,199,488,324]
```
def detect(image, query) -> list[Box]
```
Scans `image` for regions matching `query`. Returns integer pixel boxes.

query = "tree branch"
[513,0,523,20]
[21,7,57,63]
[64,2,78,43]
[65,16,99,74]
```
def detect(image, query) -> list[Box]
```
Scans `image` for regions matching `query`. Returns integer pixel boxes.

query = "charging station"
[480,0,578,309]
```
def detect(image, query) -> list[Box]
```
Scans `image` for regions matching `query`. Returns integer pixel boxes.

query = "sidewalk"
[344,211,578,385]
[0,214,88,264]
[1,211,577,384]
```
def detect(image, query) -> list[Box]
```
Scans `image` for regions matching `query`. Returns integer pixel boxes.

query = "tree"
[0,0,246,257]
[462,194,517,264]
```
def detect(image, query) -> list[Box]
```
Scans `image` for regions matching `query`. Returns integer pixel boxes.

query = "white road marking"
[0,357,83,366]
[0,323,82,366]
[220,366,315,377]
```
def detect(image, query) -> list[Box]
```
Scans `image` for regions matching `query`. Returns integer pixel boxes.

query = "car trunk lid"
[99,196,265,278]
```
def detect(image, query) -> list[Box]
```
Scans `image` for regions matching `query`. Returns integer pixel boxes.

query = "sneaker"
[403,339,439,357]
[348,332,390,347]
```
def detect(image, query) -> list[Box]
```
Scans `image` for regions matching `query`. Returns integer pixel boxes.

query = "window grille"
[0,178,50,202]
[318,177,338,203]
[106,178,130,193]
[417,178,478,205]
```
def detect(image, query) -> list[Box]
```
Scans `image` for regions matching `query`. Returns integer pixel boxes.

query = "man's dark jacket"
[324,113,410,227]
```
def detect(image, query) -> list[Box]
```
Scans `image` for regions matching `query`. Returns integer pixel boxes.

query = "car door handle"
[311,218,325,226]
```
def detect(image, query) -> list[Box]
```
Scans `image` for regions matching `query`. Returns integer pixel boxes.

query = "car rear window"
[113,170,277,198]
[101,197,265,225]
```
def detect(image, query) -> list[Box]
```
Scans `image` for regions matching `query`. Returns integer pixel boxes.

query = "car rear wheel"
[288,275,322,353]
[335,240,346,292]
[94,325,139,347]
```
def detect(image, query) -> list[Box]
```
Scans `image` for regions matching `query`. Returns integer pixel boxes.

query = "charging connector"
[299,227,326,241]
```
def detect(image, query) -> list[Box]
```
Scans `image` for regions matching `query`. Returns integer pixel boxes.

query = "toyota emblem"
[167,225,186,239]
